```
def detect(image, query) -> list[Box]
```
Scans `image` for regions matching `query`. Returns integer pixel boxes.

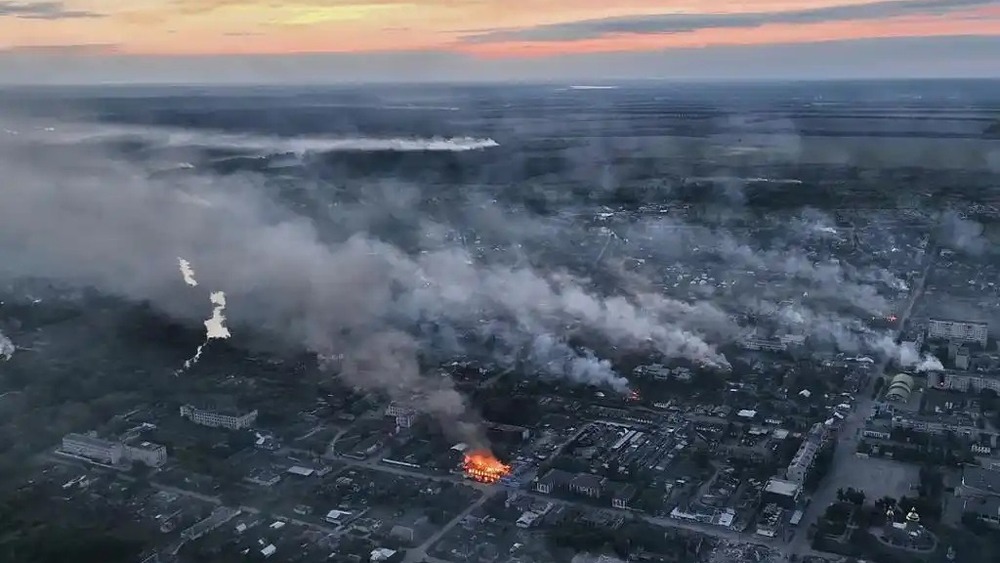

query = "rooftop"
[764,478,801,497]
[63,433,117,449]
[569,473,606,491]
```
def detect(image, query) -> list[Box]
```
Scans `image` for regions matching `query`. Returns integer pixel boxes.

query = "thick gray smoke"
[0,330,13,361]
[938,210,988,256]
[870,335,943,372]
[0,119,733,442]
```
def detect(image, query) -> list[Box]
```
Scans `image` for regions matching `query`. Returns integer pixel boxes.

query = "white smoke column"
[175,257,231,373]
[0,330,13,361]
[528,334,630,391]
[914,354,944,373]
[178,257,198,287]
[870,336,942,372]
[181,291,231,372]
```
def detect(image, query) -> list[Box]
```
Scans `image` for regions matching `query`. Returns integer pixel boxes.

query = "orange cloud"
[1,0,998,56]
[458,9,1000,58]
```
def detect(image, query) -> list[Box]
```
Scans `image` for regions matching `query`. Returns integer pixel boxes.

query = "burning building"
[463,450,511,484]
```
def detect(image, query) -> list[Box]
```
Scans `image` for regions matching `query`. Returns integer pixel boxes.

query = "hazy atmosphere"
[3,2,1000,563]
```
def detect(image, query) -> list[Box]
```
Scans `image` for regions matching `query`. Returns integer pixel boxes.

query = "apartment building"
[932,371,1000,393]
[786,423,827,484]
[927,318,988,347]
[180,404,258,430]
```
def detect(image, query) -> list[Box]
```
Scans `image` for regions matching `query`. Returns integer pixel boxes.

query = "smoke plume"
[938,210,987,256]
[10,121,500,155]
[870,336,942,372]
[0,118,738,442]
[0,330,13,361]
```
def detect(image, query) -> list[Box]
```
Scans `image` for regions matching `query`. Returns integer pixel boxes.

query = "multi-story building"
[385,402,417,428]
[180,404,257,430]
[786,423,827,483]
[740,329,788,352]
[927,318,988,347]
[932,371,1000,393]
[61,433,124,465]
[62,433,168,467]
[124,440,168,467]
[887,414,999,447]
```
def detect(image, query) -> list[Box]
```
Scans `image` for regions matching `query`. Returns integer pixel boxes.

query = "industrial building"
[927,318,988,347]
[61,433,124,465]
[179,404,258,430]
[885,374,916,402]
[61,433,169,467]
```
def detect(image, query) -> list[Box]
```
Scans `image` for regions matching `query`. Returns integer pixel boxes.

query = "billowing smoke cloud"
[528,334,629,391]
[0,330,13,361]
[870,336,943,372]
[938,210,987,256]
[0,118,737,442]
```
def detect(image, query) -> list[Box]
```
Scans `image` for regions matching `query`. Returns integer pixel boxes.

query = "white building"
[62,433,167,467]
[936,372,1000,393]
[928,318,988,347]
[124,441,168,467]
[786,423,827,484]
[62,433,124,465]
[180,404,257,430]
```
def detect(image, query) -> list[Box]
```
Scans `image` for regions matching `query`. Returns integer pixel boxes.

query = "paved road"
[403,490,497,563]
[787,244,935,557]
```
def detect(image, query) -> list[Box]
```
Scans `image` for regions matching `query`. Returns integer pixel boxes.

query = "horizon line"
[3,75,1000,89]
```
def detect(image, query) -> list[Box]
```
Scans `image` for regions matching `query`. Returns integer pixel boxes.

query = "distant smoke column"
[181,291,231,372]
[0,330,13,361]
[174,257,231,373]
[178,257,198,287]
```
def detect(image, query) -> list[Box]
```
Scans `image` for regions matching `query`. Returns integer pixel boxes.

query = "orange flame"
[463,450,511,484]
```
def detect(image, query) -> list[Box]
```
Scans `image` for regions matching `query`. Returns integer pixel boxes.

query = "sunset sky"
[0,0,998,83]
